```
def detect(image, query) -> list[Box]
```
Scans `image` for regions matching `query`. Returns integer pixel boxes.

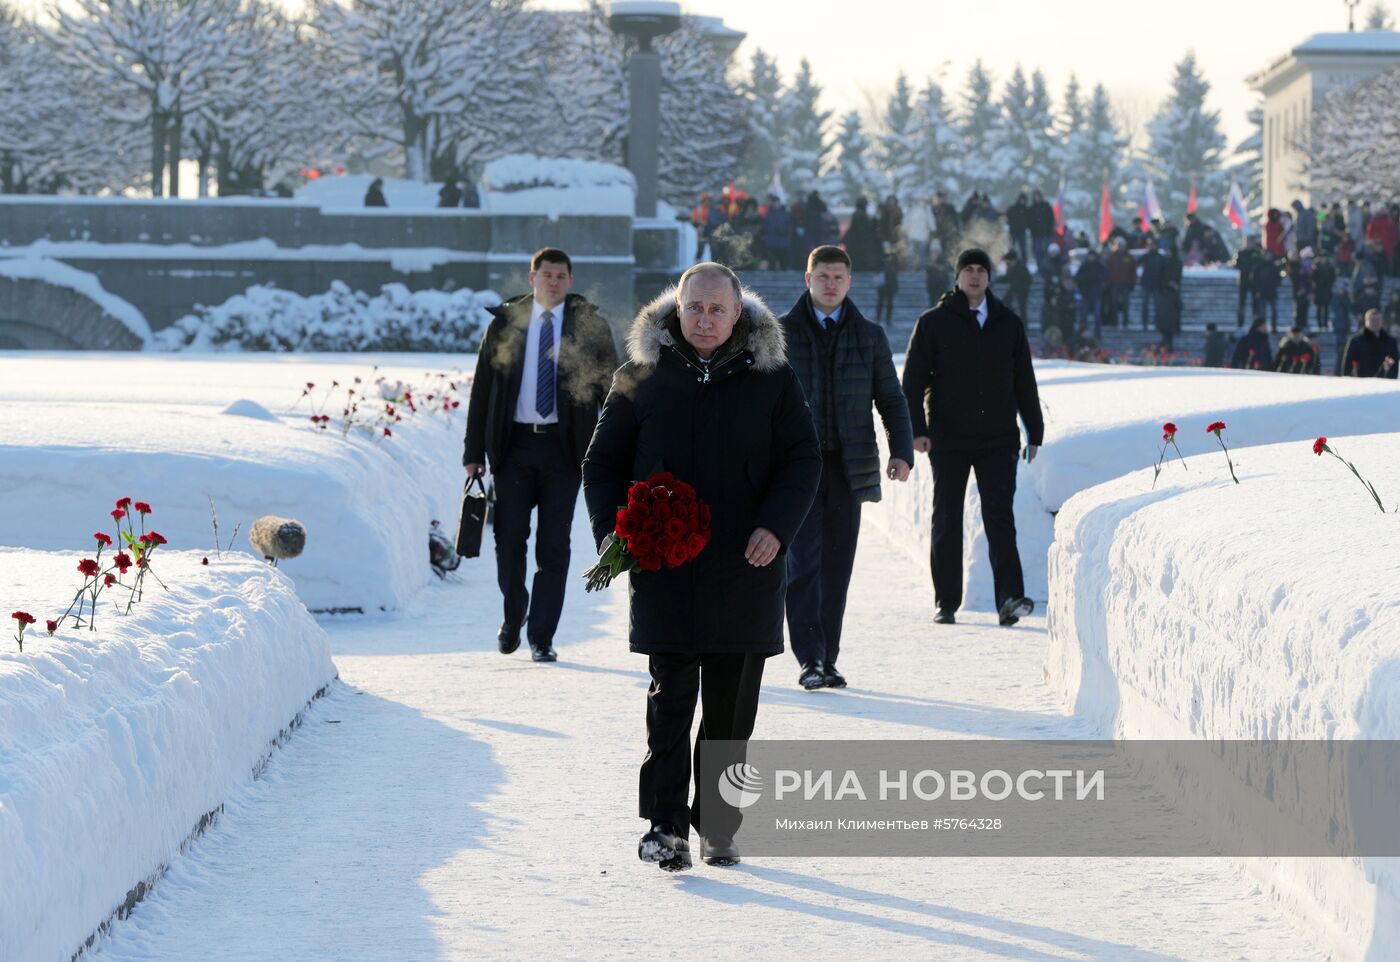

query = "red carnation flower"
[141,531,167,546]
[383,427,393,437]
[1313,436,1328,456]
[78,558,100,577]
[111,508,126,521]
[1206,421,1226,434]
[1162,422,1177,438]
[1300,353,1312,363]
[11,611,36,626]
[113,552,132,574]
[46,619,58,635]
[103,574,117,587]
[306,382,315,390]
[202,557,210,566]
[94,532,113,546]
[115,497,132,510]
[133,501,152,515]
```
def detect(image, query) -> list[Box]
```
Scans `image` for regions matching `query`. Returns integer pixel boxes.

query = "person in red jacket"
[1264,208,1286,258]
[1364,206,1399,262]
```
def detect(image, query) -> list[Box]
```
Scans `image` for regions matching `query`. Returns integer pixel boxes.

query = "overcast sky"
[22,0,1379,147]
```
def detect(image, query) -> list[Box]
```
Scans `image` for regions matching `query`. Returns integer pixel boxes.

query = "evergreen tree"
[777,58,830,197]
[739,48,784,193]
[876,72,918,198]
[1024,69,1059,195]
[988,65,1032,201]
[1145,52,1228,219]
[830,110,882,205]
[956,60,1003,199]
[1366,2,1395,29]
[654,17,750,204]
[1064,83,1128,223]
[909,80,960,199]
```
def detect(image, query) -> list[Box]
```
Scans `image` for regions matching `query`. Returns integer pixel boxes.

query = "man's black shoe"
[640,823,691,871]
[700,834,740,866]
[530,643,557,663]
[998,596,1034,627]
[497,622,521,654]
[823,662,847,688]
[799,661,826,690]
[934,609,956,625]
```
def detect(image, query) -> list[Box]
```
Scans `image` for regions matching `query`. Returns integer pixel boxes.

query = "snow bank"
[294,174,454,212]
[0,256,152,344]
[1,238,485,268]
[0,549,335,962]
[872,359,1400,610]
[480,153,635,216]
[1045,432,1400,962]
[0,355,473,612]
[152,280,497,352]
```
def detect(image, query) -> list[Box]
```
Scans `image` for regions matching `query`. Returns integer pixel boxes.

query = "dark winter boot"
[639,823,691,871]
[799,661,826,690]
[700,834,741,866]
[998,597,1034,626]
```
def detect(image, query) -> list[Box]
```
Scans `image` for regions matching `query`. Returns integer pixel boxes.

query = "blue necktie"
[536,310,556,418]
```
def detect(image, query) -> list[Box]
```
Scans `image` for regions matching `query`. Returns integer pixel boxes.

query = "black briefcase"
[455,475,489,558]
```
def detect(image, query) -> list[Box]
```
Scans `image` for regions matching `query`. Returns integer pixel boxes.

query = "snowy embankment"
[872,359,1400,610]
[0,354,474,612]
[1045,430,1400,962]
[0,550,336,962]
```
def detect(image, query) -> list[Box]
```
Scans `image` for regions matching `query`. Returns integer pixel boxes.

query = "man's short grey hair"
[677,262,743,307]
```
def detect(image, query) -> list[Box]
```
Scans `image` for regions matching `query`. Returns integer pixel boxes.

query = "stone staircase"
[734,270,1349,373]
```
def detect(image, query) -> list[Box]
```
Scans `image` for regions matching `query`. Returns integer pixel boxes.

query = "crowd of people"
[689,183,1400,378]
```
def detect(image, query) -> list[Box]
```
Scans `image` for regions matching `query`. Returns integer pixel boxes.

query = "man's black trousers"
[491,425,579,646]
[639,652,766,840]
[929,446,1025,613]
[786,450,861,669]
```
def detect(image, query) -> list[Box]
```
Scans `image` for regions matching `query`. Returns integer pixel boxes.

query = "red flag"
[1098,181,1113,244]
[1187,182,1198,214]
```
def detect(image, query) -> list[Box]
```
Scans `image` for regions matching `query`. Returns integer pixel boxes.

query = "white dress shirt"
[973,298,989,329]
[514,299,564,424]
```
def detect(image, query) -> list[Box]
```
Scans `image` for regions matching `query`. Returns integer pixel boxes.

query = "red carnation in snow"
[1206,421,1239,484]
[383,427,392,437]
[45,619,57,635]
[141,531,167,546]
[1313,437,1387,512]
[1206,421,1226,434]
[94,532,113,546]
[202,557,210,566]
[1313,436,1328,456]
[11,611,35,626]
[113,552,132,574]
[77,558,100,577]
[133,501,152,515]
[1162,422,1177,439]
[111,508,126,521]
[103,574,117,587]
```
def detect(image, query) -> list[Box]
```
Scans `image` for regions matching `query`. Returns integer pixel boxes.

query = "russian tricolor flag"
[1224,181,1248,230]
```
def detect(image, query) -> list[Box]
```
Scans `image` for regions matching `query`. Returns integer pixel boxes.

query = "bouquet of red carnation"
[583,472,711,591]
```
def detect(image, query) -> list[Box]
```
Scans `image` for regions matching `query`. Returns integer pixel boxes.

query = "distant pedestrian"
[1341,308,1400,378]
[364,178,388,207]
[1230,317,1274,371]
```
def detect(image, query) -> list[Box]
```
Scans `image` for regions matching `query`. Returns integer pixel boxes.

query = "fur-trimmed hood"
[627,285,787,372]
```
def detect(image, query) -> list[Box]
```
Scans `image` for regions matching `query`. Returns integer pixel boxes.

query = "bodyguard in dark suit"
[780,246,913,691]
[902,248,1044,627]
[464,248,619,661]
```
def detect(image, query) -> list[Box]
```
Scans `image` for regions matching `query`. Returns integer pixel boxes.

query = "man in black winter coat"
[901,248,1044,627]
[464,248,619,661]
[1230,317,1274,370]
[1342,309,1400,378]
[780,246,914,691]
[583,262,820,871]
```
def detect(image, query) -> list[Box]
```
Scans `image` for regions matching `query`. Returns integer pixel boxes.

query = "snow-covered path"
[88,505,1329,962]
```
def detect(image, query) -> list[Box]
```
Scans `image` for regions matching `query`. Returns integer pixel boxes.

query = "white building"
[1248,31,1400,209]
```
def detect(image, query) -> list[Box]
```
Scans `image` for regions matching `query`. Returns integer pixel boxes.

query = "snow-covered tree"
[1063,83,1128,222]
[1307,66,1400,201]
[1366,2,1395,29]
[1144,52,1228,218]
[738,48,785,193]
[908,80,960,200]
[876,73,918,198]
[1023,70,1059,193]
[308,0,536,182]
[50,0,253,196]
[776,58,830,197]
[1226,105,1264,223]
[989,66,1057,201]
[830,110,881,205]
[956,60,1003,199]
[531,3,626,170]
[652,16,749,204]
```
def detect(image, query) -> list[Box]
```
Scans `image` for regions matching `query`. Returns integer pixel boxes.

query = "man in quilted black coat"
[779,245,914,691]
